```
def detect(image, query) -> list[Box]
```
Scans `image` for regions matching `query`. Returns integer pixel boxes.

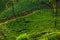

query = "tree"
[11,0,14,14]
[11,0,16,18]
[0,0,7,12]
[49,0,59,28]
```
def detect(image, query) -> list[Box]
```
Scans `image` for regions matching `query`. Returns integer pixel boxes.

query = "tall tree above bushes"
[49,0,59,28]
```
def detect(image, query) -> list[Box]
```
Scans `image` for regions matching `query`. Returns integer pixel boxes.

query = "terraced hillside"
[0,0,60,40]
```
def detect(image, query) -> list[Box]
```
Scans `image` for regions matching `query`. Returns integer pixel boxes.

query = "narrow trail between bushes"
[0,9,37,25]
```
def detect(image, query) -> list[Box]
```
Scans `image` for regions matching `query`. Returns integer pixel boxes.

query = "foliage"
[0,0,60,40]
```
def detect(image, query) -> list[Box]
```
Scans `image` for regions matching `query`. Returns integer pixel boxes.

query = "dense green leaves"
[0,0,60,40]
[0,9,56,40]
[0,0,51,22]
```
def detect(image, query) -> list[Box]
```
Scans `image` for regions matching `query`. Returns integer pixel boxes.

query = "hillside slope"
[0,0,60,40]
[0,9,60,40]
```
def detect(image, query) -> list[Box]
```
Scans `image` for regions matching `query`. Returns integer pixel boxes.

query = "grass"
[0,0,60,40]
[0,9,59,40]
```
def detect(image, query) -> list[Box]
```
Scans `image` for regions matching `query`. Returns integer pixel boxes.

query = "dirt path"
[0,9,37,25]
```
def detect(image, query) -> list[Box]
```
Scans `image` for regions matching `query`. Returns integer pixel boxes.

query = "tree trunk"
[52,0,57,28]
[12,0,14,13]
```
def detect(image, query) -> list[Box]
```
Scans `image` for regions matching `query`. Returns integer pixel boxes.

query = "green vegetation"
[0,0,60,40]
[0,0,50,22]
